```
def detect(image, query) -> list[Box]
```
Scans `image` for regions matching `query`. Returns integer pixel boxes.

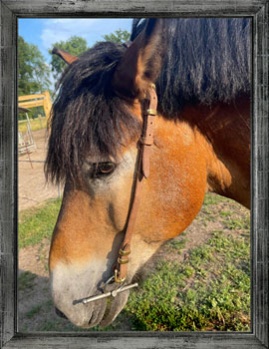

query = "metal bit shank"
[82,283,138,304]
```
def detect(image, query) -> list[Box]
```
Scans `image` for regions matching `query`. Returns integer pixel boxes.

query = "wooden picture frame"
[0,1,268,348]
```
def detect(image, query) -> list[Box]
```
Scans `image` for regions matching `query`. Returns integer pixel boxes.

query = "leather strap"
[114,84,158,283]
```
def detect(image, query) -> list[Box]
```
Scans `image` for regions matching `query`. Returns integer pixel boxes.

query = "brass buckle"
[114,269,126,283]
[146,108,157,116]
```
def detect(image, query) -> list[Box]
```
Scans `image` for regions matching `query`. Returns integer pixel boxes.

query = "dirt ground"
[18,129,63,330]
[18,129,62,212]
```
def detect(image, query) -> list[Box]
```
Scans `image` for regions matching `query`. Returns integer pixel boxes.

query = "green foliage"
[19,198,62,248]
[103,29,130,43]
[49,36,88,80]
[18,36,51,96]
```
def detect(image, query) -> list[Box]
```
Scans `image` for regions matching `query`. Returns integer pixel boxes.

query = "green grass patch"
[203,193,225,206]
[126,229,250,331]
[19,198,62,248]
[124,194,250,331]
[197,194,250,232]
[18,117,47,133]
[166,238,187,253]
[18,271,36,291]
[26,305,43,319]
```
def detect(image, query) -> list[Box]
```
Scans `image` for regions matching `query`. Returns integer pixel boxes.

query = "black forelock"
[45,42,141,184]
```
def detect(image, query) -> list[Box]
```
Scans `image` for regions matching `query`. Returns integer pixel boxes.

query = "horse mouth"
[55,307,68,319]
[62,289,130,328]
[98,290,129,327]
[80,281,135,328]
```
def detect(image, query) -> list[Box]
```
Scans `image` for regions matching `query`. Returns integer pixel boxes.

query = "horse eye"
[92,162,116,178]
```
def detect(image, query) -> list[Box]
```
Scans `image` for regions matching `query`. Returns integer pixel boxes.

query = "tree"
[103,29,130,44]
[18,36,51,96]
[49,36,88,80]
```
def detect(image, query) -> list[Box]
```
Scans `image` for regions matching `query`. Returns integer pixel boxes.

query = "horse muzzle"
[53,285,132,328]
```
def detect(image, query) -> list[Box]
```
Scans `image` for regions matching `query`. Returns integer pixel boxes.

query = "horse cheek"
[141,131,207,243]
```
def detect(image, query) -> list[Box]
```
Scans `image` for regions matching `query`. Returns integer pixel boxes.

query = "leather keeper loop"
[140,136,153,146]
[119,248,131,256]
[117,256,129,264]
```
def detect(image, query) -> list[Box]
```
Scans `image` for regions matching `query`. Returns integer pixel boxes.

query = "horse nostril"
[55,307,68,319]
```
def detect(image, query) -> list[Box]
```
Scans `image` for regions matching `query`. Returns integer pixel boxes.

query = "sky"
[18,18,133,64]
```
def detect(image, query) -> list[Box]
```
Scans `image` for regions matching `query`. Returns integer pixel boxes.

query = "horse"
[45,18,251,328]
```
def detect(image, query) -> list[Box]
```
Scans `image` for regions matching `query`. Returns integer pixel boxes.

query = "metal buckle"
[146,108,157,116]
[114,269,126,283]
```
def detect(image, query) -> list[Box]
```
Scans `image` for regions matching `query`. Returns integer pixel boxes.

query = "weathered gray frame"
[0,0,268,348]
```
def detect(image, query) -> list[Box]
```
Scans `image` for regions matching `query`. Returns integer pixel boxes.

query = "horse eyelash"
[90,162,117,179]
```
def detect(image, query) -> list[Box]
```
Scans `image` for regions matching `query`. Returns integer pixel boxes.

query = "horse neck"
[181,95,251,208]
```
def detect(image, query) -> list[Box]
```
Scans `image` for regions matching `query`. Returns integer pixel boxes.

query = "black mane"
[132,18,251,117]
[46,18,251,184]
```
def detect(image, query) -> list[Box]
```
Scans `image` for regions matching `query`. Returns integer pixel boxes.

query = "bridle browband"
[79,83,158,304]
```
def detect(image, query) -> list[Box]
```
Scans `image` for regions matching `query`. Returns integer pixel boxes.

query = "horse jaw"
[50,237,161,328]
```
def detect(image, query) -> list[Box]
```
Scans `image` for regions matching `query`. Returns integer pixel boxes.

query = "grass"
[125,195,250,332]
[18,117,47,133]
[19,198,62,248]
[18,271,36,291]
[125,231,250,331]
[18,193,250,332]
[26,305,43,319]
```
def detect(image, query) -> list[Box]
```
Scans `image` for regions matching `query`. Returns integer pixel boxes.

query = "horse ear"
[52,47,78,64]
[112,19,165,98]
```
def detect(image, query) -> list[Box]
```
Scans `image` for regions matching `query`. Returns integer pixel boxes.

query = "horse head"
[46,18,250,328]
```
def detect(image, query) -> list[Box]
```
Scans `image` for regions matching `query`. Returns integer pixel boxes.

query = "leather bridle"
[114,83,158,283]
[79,83,158,304]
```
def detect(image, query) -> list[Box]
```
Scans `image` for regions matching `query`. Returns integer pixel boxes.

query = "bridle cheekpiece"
[113,83,158,283]
[79,83,158,304]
